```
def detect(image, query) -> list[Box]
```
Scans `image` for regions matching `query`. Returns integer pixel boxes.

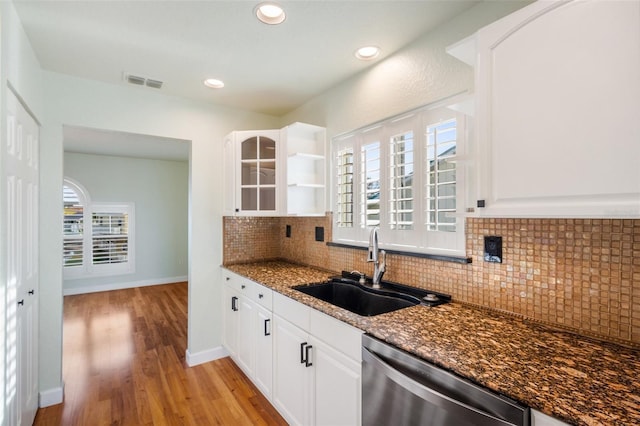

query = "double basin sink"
[292,273,450,317]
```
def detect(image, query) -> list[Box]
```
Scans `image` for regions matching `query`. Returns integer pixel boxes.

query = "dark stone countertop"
[223,261,640,426]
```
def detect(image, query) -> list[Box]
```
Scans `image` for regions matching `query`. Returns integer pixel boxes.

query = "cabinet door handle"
[264,318,271,336]
[304,345,313,367]
[231,296,238,312]
[28,289,35,295]
[18,299,24,307]
[300,342,308,364]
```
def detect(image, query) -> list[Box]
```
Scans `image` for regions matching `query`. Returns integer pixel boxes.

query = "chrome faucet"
[367,227,386,289]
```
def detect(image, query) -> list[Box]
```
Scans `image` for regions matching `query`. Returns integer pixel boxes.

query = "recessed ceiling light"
[204,78,225,89]
[355,46,381,61]
[255,2,286,25]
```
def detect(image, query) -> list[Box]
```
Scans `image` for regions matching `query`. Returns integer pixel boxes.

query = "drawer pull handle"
[300,342,313,367]
[304,344,313,367]
[258,293,264,299]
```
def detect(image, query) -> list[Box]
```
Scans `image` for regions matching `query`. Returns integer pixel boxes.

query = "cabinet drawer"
[252,283,273,310]
[223,271,255,294]
[310,308,363,362]
[273,292,310,332]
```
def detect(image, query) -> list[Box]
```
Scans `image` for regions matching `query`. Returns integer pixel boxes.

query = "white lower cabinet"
[222,269,274,398]
[273,292,363,426]
[312,337,361,426]
[272,315,362,426]
[272,314,313,425]
[222,269,363,425]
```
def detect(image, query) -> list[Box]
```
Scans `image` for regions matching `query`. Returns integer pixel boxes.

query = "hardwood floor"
[33,283,287,426]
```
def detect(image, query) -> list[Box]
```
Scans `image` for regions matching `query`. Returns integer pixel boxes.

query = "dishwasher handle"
[362,346,518,426]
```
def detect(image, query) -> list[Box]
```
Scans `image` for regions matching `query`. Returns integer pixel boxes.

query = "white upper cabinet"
[449,0,640,218]
[223,123,326,216]
[281,123,327,216]
[224,129,281,216]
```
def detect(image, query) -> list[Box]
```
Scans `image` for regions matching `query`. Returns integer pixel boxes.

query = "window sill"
[326,241,472,264]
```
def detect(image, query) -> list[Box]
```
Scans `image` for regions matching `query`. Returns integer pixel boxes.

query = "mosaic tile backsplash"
[223,215,640,346]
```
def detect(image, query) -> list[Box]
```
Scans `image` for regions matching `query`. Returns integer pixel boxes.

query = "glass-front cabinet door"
[238,132,279,214]
[223,124,325,216]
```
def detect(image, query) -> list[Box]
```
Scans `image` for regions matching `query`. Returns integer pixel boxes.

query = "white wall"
[1,2,43,117]
[40,71,280,399]
[63,152,188,294]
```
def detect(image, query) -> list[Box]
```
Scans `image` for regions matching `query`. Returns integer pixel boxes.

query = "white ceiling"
[14,0,483,117]
[18,1,514,161]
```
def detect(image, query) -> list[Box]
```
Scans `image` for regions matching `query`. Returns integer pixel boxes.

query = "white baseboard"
[63,275,188,295]
[39,385,64,407]
[186,345,229,367]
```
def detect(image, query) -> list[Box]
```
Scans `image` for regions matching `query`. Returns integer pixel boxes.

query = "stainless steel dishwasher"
[362,334,530,426]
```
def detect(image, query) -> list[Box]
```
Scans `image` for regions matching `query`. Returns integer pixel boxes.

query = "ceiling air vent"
[126,74,145,85]
[145,79,163,89]
[124,73,163,89]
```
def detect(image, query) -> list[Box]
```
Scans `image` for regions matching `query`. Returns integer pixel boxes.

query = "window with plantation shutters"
[92,211,129,265]
[89,203,134,276]
[361,141,381,228]
[426,119,457,232]
[63,184,84,268]
[389,130,414,231]
[331,97,468,256]
[63,177,135,278]
[335,147,354,228]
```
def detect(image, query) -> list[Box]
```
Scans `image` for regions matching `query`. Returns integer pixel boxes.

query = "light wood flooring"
[33,282,287,426]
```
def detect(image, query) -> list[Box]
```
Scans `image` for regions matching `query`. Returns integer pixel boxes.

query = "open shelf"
[288,153,324,160]
[288,183,325,188]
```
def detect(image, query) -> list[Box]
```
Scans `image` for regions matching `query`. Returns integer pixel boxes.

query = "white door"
[272,315,312,426]
[4,89,39,425]
[253,305,273,399]
[234,130,281,216]
[312,338,361,426]
[236,295,255,376]
[222,283,239,357]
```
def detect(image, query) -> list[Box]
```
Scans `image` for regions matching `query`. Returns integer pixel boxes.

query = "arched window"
[63,178,90,276]
[63,178,135,278]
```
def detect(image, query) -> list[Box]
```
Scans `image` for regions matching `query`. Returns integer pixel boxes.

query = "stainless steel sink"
[293,279,422,316]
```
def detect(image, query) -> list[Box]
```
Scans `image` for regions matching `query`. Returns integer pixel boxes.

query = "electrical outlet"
[286,225,291,238]
[315,226,324,242]
[484,236,502,263]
